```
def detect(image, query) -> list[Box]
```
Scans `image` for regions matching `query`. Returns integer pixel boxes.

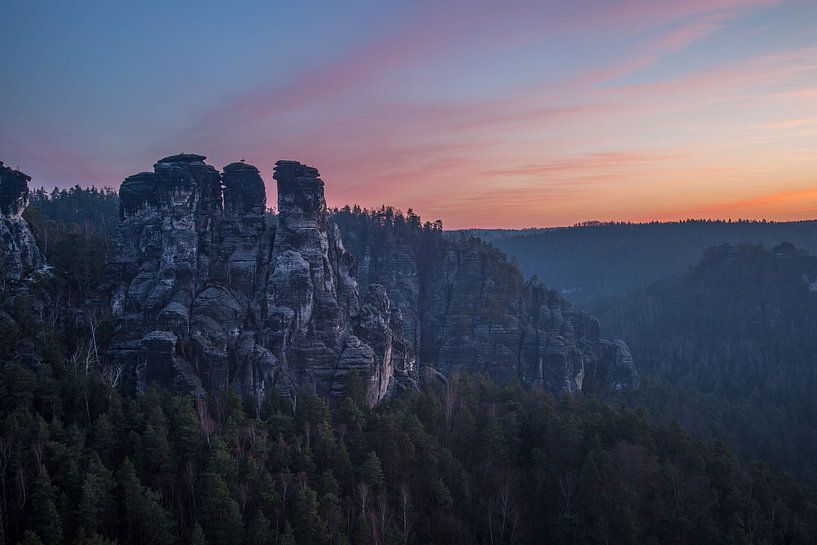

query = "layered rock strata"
[339,230,639,393]
[108,153,635,403]
[109,155,414,405]
[0,161,46,285]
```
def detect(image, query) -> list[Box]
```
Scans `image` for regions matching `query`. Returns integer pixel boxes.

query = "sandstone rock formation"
[338,222,639,393]
[108,154,635,403]
[0,161,46,286]
[109,155,414,406]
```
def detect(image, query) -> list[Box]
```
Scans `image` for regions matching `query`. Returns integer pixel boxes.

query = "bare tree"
[184,459,198,518]
[288,392,298,415]
[278,470,292,515]
[488,482,517,545]
[497,483,512,545]
[0,436,13,536]
[559,471,577,516]
[100,364,124,398]
[399,481,413,543]
[16,464,26,510]
[85,309,102,374]
[443,371,459,440]
[196,394,216,446]
[357,482,370,517]
[30,441,44,472]
[376,494,390,545]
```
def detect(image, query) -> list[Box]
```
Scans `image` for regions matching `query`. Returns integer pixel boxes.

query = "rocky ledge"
[0,161,46,285]
[108,155,415,406]
[339,217,640,393]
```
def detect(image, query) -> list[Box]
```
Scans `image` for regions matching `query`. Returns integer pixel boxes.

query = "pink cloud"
[481,152,684,178]
[0,133,122,189]
[191,0,778,138]
[22,0,810,230]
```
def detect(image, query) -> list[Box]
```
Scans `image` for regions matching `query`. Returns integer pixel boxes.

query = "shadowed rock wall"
[0,161,46,285]
[109,155,414,406]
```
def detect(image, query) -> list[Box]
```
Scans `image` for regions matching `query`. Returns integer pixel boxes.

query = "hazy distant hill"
[458,220,817,303]
[591,242,817,482]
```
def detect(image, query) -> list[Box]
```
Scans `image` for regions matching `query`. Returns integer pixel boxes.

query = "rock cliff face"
[109,155,414,406]
[337,218,639,393]
[0,161,46,285]
[108,154,634,403]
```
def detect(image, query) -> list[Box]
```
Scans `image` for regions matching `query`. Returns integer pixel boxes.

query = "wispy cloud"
[6,0,815,228]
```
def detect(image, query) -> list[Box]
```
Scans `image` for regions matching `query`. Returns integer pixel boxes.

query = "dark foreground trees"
[0,354,815,545]
[2,195,816,544]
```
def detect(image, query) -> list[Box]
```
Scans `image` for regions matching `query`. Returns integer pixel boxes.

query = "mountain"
[460,221,817,303]
[589,242,817,481]
[107,155,413,407]
[103,155,635,406]
[5,158,817,545]
[335,208,638,393]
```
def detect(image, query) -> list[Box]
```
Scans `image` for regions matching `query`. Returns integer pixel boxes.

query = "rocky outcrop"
[108,154,634,402]
[109,156,414,406]
[0,161,46,285]
[337,222,639,394]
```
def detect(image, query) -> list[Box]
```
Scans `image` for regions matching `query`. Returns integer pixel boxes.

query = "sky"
[2,0,817,229]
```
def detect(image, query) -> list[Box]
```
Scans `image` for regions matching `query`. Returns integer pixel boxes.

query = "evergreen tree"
[77,454,116,537]
[29,469,62,545]
[198,472,243,545]
[293,485,327,545]
[246,509,272,545]
[117,458,177,545]
[16,531,44,545]
[279,523,297,545]
[361,451,386,495]
[342,370,366,409]
[189,523,206,545]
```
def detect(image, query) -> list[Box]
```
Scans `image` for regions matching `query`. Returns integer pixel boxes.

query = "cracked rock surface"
[109,156,414,406]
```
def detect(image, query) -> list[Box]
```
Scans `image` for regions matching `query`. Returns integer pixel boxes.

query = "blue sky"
[3,0,817,227]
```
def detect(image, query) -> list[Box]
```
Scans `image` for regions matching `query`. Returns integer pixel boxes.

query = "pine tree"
[198,472,243,545]
[293,485,327,545]
[139,403,175,492]
[78,453,116,536]
[246,509,272,545]
[171,397,202,464]
[353,513,373,545]
[90,415,116,468]
[343,370,366,409]
[188,523,206,545]
[70,528,117,545]
[117,458,177,545]
[279,522,297,545]
[29,469,62,545]
[16,531,44,545]
[361,451,386,495]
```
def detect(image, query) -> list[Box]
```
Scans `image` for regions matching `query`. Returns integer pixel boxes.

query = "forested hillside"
[463,221,817,303]
[22,186,119,305]
[2,337,816,545]
[3,186,817,544]
[334,205,639,392]
[590,242,817,482]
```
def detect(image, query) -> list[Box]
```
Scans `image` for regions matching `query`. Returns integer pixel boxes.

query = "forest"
[590,242,817,484]
[2,187,817,545]
[2,343,816,545]
[471,220,817,303]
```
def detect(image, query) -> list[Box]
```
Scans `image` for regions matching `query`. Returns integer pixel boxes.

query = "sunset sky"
[2,0,817,228]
